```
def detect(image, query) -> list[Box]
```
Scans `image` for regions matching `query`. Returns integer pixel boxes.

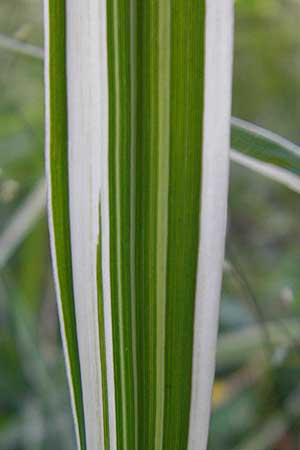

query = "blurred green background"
[0,1,299,449]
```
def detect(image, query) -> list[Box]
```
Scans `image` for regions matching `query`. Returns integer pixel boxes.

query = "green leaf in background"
[0,180,45,269]
[45,1,233,450]
[0,33,43,60]
[230,117,300,193]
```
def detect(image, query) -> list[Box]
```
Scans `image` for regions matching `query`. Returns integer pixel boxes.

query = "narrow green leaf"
[230,117,300,192]
[97,209,111,450]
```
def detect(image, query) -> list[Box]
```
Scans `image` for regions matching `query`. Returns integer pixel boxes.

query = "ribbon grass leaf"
[44,1,234,450]
[231,117,300,193]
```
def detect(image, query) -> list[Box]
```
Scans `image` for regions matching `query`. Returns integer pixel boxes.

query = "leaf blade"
[230,117,300,192]
[44,1,86,448]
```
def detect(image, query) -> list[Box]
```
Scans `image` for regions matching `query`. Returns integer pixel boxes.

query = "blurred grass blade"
[0,179,45,269]
[233,385,300,450]
[217,318,300,370]
[230,117,300,192]
[45,1,233,450]
[0,33,44,60]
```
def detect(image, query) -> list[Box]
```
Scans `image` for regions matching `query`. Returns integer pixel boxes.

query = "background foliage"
[0,1,299,449]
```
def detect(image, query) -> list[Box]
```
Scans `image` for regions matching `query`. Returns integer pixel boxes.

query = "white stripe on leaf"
[66,0,109,448]
[188,2,234,449]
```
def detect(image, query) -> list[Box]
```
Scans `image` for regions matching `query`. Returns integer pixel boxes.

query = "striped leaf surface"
[231,117,300,193]
[44,1,233,450]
